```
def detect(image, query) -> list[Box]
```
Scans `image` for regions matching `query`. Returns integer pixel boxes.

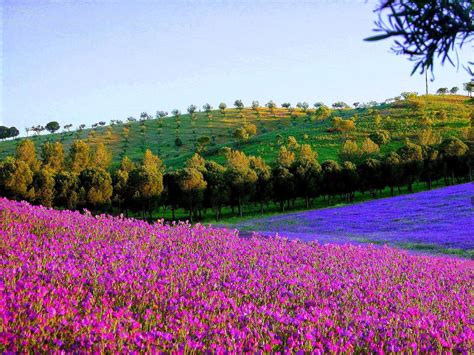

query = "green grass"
[1,95,471,170]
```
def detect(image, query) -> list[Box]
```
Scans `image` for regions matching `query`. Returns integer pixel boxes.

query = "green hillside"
[0,94,472,169]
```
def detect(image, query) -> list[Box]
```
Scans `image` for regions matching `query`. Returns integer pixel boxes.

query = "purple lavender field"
[234,183,474,257]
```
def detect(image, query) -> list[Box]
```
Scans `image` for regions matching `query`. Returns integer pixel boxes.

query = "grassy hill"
[0,95,472,170]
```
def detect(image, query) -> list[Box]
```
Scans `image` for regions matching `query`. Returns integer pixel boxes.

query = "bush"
[369,130,391,146]
[175,137,183,147]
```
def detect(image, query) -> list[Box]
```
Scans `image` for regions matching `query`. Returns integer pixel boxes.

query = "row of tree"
[0,135,472,221]
[5,84,472,140]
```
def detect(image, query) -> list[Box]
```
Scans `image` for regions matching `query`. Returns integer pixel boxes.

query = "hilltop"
[0,94,472,169]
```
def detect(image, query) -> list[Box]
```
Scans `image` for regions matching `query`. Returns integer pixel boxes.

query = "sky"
[1,0,472,130]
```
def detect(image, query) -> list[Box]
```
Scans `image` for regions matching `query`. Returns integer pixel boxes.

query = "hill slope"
[0,95,472,169]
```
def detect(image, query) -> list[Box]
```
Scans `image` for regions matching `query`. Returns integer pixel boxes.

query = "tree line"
[3,84,471,141]
[0,130,472,221]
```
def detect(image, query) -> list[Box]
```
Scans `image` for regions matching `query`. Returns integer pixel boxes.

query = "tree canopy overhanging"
[366,0,474,75]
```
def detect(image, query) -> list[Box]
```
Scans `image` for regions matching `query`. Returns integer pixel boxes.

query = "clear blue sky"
[1,0,471,130]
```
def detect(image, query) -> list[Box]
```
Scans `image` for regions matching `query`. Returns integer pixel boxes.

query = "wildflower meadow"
[1,198,473,352]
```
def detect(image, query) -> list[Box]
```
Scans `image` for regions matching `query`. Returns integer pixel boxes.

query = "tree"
[464,81,474,97]
[369,130,391,146]
[339,140,360,163]
[112,156,135,214]
[417,128,441,146]
[156,110,168,119]
[234,99,244,110]
[128,149,164,218]
[244,123,257,137]
[271,146,296,211]
[162,171,181,221]
[401,91,418,100]
[224,150,257,217]
[64,123,73,132]
[360,138,380,159]
[219,102,227,115]
[54,171,79,209]
[203,161,228,220]
[332,102,349,109]
[178,167,207,222]
[293,144,321,208]
[420,146,441,190]
[8,127,19,139]
[41,141,64,171]
[436,87,449,95]
[332,117,356,132]
[397,140,423,192]
[321,160,340,203]
[16,139,40,172]
[203,104,213,120]
[202,103,212,113]
[140,112,151,121]
[272,165,294,212]
[0,126,12,140]
[45,121,60,134]
[281,102,291,109]
[171,109,181,119]
[196,136,211,153]
[339,161,359,201]
[450,86,459,94]
[175,136,183,147]
[366,1,474,74]
[251,100,260,111]
[233,128,249,144]
[249,156,272,213]
[382,152,402,196]
[0,157,34,201]
[187,105,198,118]
[314,105,331,120]
[439,137,469,183]
[68,140,90,173]
[286,136,300,152]
[296,102,309,112]
[91,143,112,170]
[79,167,113,210]
[358,158,383,197]
[266,100,277,116]
[277,145,295,169]
[185,153,206,173]
[33,167,56,207]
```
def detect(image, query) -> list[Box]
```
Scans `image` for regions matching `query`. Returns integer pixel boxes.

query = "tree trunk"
[238,197,242,217]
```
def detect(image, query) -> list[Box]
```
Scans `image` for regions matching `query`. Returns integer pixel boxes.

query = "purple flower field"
[1,197,473,352]
[235,183,474,256]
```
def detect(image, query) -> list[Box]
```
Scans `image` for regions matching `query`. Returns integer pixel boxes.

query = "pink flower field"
[1,198,473,352]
